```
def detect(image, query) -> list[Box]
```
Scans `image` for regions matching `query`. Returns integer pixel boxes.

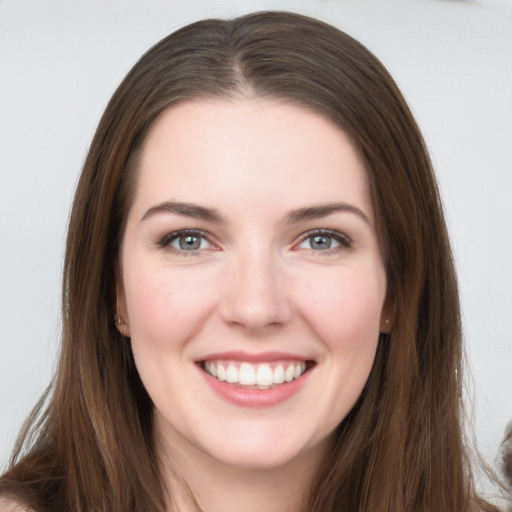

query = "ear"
[379,294,394,334]
[114,266,131,338]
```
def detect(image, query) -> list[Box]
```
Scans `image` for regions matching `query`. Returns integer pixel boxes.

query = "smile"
[202,360,309,389]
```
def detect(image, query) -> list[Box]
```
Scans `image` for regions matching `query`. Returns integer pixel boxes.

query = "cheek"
[298,267,385,349]
[298,265,384,395]
[290,265,385,435]
[122,266,220,405]
[123,264,218,349]
[126,272,171,342]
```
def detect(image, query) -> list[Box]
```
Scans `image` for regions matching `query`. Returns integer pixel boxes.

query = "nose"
[220,248,293,333]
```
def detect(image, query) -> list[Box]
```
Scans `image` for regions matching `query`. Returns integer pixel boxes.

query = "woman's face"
[117,98,390,470]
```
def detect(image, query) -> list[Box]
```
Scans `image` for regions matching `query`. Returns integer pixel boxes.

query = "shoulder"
[0,496,35,512]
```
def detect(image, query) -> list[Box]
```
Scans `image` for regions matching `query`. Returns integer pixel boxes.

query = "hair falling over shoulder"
[0,11,503,512]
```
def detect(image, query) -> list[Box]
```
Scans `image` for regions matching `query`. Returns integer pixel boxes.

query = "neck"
[157,427,327,512]
[166,463,313,512]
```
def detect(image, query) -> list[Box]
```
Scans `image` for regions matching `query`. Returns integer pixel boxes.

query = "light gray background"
[1,0,511,494]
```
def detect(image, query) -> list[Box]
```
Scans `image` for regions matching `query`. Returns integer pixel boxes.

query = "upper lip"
[196,351,312,363]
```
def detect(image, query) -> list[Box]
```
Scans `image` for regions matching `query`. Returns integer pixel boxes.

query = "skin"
[0,497,32,512]
[116,98,391,511]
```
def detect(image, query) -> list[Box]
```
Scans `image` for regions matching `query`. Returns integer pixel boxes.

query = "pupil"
[312,235,331,250]
[180,235,200,250]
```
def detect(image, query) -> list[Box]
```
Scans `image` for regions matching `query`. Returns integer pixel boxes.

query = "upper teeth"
[204,361,307,387]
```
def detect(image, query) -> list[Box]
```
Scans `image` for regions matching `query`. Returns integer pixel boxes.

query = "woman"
[503,424,512,509]
[0,11,500,512]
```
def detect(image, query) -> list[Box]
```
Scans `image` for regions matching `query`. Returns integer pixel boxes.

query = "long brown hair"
[0,11,499,511]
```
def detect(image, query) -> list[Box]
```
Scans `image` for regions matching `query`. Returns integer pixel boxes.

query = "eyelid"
[155,228,352,255]
[157,229,218,253]
[295,229,352,250]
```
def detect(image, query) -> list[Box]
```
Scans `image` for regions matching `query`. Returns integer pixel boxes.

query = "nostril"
[220,293,293,332]
[219,260,293,330]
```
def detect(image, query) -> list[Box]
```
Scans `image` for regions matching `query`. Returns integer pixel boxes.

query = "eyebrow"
[141,201,224,223]
[286,203,370,225]
[141,200,370,225]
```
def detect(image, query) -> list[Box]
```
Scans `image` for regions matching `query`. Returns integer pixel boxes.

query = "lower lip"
[199,366,312,408]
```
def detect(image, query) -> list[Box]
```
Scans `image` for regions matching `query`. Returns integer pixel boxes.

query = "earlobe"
[115,268,131,337]
[379,295,394,334]
[114,314,131,337]
[380,317,392,334]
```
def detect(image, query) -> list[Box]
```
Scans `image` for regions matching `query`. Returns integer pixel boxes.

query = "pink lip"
[197,361,313,409]
[196,350,309,364]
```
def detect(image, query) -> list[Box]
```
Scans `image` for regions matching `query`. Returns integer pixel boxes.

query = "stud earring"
[115,316,125,326]
[385,319,390,324]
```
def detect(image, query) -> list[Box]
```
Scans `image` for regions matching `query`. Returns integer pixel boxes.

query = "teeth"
[273,364,285,384]
[204,360,308,387]
[294,363,306,379]
[239,363,256,385]
[256,364,273,386]
[226,364,238,383]
[217,364,226,382]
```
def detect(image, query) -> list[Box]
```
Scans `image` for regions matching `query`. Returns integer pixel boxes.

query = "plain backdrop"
[1,0,511,494]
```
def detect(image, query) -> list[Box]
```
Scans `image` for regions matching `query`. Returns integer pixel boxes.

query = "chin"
[201,429,331,472]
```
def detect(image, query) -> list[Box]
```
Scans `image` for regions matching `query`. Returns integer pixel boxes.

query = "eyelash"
[157,229,215,256]
[156,228,352,256]
[296,229,352,253]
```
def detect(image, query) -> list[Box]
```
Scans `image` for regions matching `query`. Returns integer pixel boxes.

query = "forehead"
[131,98,373,221]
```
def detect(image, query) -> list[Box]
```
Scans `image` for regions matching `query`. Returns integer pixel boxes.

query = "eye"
[296,230,351,251]
[158,230,214,253]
